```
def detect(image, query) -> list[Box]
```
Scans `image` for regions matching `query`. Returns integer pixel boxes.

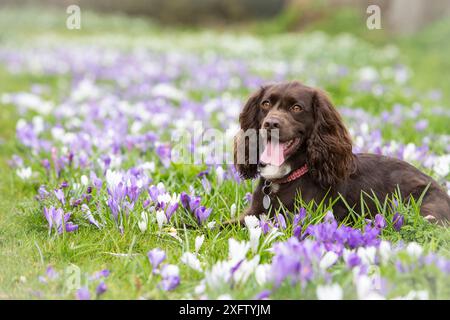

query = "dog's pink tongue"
[260,141,285,166]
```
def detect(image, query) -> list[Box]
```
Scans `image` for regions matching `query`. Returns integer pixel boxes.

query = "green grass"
[0,7,449,299]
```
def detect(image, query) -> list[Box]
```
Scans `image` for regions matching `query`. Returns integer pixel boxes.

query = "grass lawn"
[0,7,449,299]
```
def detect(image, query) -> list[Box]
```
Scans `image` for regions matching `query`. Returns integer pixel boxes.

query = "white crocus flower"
[80,175,89,186]
[433,155,450,177]
[255,264,271,286]
[156,209,167,229]
[228,238,250,263]
[319,251,339,270]
[167,227,182,242]
[207,221,216,229]
[204,261,232,290]
[355,275,385,300]
[138,211,148,233]
[140,161,155,173]
[378,240,391,264]
[181,252,203,272]
[161,264,179,278]
[215,166,225,185]
[230,203,237,219]
[194,281,206,295]
[105,169,122,187]
[394,290,429,300]
[357,246,377,265]
[244,215,259,229]
[233,255,260,284]
[16,167,32,180]
[317,284,343,300]
[342,248,355,262]
[72,183,81,190]
[406,242,423,258]
[261,228,284,248]
[156,182,165,192]
[195,235,205,253]
[157,192,171,204]
[249,227,262,253]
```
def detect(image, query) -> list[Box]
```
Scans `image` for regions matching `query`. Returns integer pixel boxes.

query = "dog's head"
[234,81,355,187]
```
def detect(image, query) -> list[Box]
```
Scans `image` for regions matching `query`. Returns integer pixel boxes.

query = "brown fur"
[232,81,450,224]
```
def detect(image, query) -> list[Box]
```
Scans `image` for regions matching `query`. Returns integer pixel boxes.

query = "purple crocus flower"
[165,202,178,221]
[254,290,271,300]
[107,181,127,220]
[159,264,180,291]
[9,154,23,168]
[275,214,287,229]
[90,171,102,191]
[296,207,307,223]
[345,252,361,268]
[363,225,381,246]
[54,188,65,206]
[155,144,171,168]
[96,282,107,296]
[415,119,428,132]
[76,287,91,300]
[244,192,252,204]
[293,225,302,238]
[148,248,166,273]
[46,266,59,280]
[374,214,386,229]
[293,214,301,226]
[197,169,209,177]
[65,221,79,233]
[393,212,404,231]
[270,237,322,286]
[180,192,202,213]
[194,206,212,224]
[189,196,201,212]
[43,206,78,234]
[346,229,364,248]
[260,219,271,234]
[43,207,56,231]
[91,269,110,280]
[102,155,111,172]
[143,199,151,209]
[41,158,50,171]
[180,192,190,209]
[38,185,49,200]
[201,176,212,194]
[81,204,101,229]
[148,185,160,203]
[71,198,82,207]
[324,211,334,222]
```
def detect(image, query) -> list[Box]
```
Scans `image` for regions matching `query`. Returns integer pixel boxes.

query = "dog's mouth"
[260,137,301,166]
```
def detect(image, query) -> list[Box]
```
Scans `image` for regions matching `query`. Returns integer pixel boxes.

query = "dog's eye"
[261,100,271,110]
[291,105,303,113]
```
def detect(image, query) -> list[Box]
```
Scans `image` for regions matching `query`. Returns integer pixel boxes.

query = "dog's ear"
[306,89,355,187]
[233,86,267,179]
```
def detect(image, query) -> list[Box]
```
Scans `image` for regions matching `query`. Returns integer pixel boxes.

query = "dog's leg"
[413,184,450,225]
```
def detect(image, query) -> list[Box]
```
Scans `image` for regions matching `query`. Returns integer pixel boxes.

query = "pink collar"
[272,164,308,184]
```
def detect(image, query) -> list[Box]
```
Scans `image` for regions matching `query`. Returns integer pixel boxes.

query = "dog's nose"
[263,118,280,129]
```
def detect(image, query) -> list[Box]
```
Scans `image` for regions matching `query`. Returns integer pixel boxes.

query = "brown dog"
[232,81,450,224]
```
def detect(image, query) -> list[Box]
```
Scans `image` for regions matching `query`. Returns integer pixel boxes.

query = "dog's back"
[350,153,450,222]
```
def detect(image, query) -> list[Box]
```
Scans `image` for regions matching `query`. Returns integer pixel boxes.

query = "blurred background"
[3,0,450,33]
[1,0,450,100]
[1,0,450,300]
